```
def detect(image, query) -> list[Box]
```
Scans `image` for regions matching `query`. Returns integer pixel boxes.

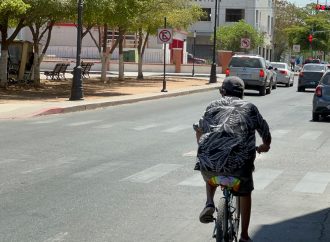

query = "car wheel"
[298,86,305,92]
[312,112,319,122]
[259,85,266,96]
[286,83,290,87]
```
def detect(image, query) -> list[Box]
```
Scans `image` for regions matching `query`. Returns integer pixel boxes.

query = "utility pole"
[209,0,220,83]
[70,0,84,100]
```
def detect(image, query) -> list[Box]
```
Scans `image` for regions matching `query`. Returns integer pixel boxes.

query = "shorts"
[201,168,254,196]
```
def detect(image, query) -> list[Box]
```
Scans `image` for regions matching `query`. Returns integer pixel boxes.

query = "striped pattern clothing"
[197,96,271,174]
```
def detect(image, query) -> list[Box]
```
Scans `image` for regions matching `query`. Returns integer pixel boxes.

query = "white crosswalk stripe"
[122,164,182,183]
[93,124,114,129]
[178,174,204,187]
[253,168,283,190]
[299,131,323,140]
[30,118,63,124]
[163,125,191,133]
[183,150,197,157]
[67,120,102,126]
[271,129,290,138]
[293,172,330,193]
[133,123,159,131]
[71,163,121,178]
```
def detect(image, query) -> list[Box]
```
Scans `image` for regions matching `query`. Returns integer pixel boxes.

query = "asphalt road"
[0,77,329,242]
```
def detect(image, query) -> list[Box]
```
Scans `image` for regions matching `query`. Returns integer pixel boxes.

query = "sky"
[289,0,329,7]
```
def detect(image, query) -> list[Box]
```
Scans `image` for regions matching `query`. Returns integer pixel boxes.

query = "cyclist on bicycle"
[194,76,271,242]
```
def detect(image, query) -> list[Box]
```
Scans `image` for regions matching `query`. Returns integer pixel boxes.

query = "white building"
[188,0,275,60]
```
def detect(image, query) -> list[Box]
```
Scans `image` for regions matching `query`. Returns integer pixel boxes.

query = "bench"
[81,62,94,78]
[44,63,70,80]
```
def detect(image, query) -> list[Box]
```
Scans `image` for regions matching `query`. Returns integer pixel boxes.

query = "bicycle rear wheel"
[228,196,240,242]
[215,198,228,242]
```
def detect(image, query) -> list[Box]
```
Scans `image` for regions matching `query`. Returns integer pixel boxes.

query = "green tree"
[25,0,72,86]
[0,0,29,87]
[133,0,202,79]
[216,20,264,52]
[69,0,115,82]
[273,0,307,61]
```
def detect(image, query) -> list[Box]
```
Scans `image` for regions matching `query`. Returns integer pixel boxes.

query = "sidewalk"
[0,73,225,120]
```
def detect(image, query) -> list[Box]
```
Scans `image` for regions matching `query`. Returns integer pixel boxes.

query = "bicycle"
[209,175,241,242]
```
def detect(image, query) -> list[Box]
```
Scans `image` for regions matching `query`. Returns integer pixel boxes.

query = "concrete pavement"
[0,73,225,120]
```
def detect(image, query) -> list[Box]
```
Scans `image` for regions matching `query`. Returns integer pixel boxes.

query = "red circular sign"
[158,30,172,43]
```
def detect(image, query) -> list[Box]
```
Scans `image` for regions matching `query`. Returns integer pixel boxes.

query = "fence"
[45,46,170,64]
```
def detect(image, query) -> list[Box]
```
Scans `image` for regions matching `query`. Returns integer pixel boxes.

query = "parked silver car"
[298,64,327,92]
[226,55,272,96]
[271,62,294,87]
[312,71,330,121]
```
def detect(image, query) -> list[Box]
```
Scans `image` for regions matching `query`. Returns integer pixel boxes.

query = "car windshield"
[229,57,262,68]
[303,65,325,71]
[271,63,286,69]
[321,74,330,85]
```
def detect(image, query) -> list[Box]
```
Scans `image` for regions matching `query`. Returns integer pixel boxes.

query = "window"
[321,74,330,85]
[225,9,245,22]
[200,8,211,21]
[229,57,262,68]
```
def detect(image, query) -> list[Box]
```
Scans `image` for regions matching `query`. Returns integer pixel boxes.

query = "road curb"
[33,84,221,117]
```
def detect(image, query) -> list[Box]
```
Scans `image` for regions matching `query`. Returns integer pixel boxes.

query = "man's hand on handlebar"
[256,144,270,154]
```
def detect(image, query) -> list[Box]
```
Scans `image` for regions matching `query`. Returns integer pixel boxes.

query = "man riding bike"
[194,76,272,242]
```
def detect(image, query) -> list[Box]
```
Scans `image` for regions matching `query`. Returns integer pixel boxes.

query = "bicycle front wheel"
[215,198,228,242]
[232,196,240,240]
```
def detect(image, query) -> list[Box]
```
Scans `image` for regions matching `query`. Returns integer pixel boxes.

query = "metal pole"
[70,0,84,100]
[192,30,196,77]
[161,17,168,92]
[209,0,219,83]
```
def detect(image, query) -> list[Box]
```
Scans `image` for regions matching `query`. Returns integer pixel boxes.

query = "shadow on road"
[253,208,330,242]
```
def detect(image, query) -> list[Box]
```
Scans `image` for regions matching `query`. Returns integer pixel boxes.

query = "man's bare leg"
[240,193,252,240]
[206,182,217,205]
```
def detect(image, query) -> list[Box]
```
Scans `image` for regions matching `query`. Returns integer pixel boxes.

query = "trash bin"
[123,50,137,62]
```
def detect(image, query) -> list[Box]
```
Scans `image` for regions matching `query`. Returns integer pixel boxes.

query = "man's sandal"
[199,204,215,223]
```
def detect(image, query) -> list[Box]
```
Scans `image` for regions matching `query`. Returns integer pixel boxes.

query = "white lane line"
[163,125,191,133]
[254,168,283,190]
[93,124,114,129]
[71,163,120,178]
[293,172,330,194]
[122,164,182,183]
[271,129,290,138]
[67,120,102,126]
[299,131,323,140]
[178,174,204,187]
[44,232,69,242]
[183,151,197,157]
[133,123,159,131]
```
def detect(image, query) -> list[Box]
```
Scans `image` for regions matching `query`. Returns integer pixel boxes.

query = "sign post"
[241,38,251,49]
[293,45,300,53]
[158,18,173,92]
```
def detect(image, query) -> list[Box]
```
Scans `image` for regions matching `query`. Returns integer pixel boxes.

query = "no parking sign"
[157,28,173,44]
[241,38,251,49]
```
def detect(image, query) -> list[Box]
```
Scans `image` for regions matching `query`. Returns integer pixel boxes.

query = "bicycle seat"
[208,176,240,192]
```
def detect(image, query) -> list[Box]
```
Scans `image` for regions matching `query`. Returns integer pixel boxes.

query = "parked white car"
[271,62,294,87]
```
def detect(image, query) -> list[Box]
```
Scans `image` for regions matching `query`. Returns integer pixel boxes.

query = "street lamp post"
[70,0,84,100]
[192,30,196,77]
[209,0,219,83]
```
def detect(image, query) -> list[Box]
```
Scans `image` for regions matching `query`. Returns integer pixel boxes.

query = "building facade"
[188,0,275,61]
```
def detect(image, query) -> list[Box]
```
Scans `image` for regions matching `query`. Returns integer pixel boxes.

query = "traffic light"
[308,34,313,43]
[315,4,330,10]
